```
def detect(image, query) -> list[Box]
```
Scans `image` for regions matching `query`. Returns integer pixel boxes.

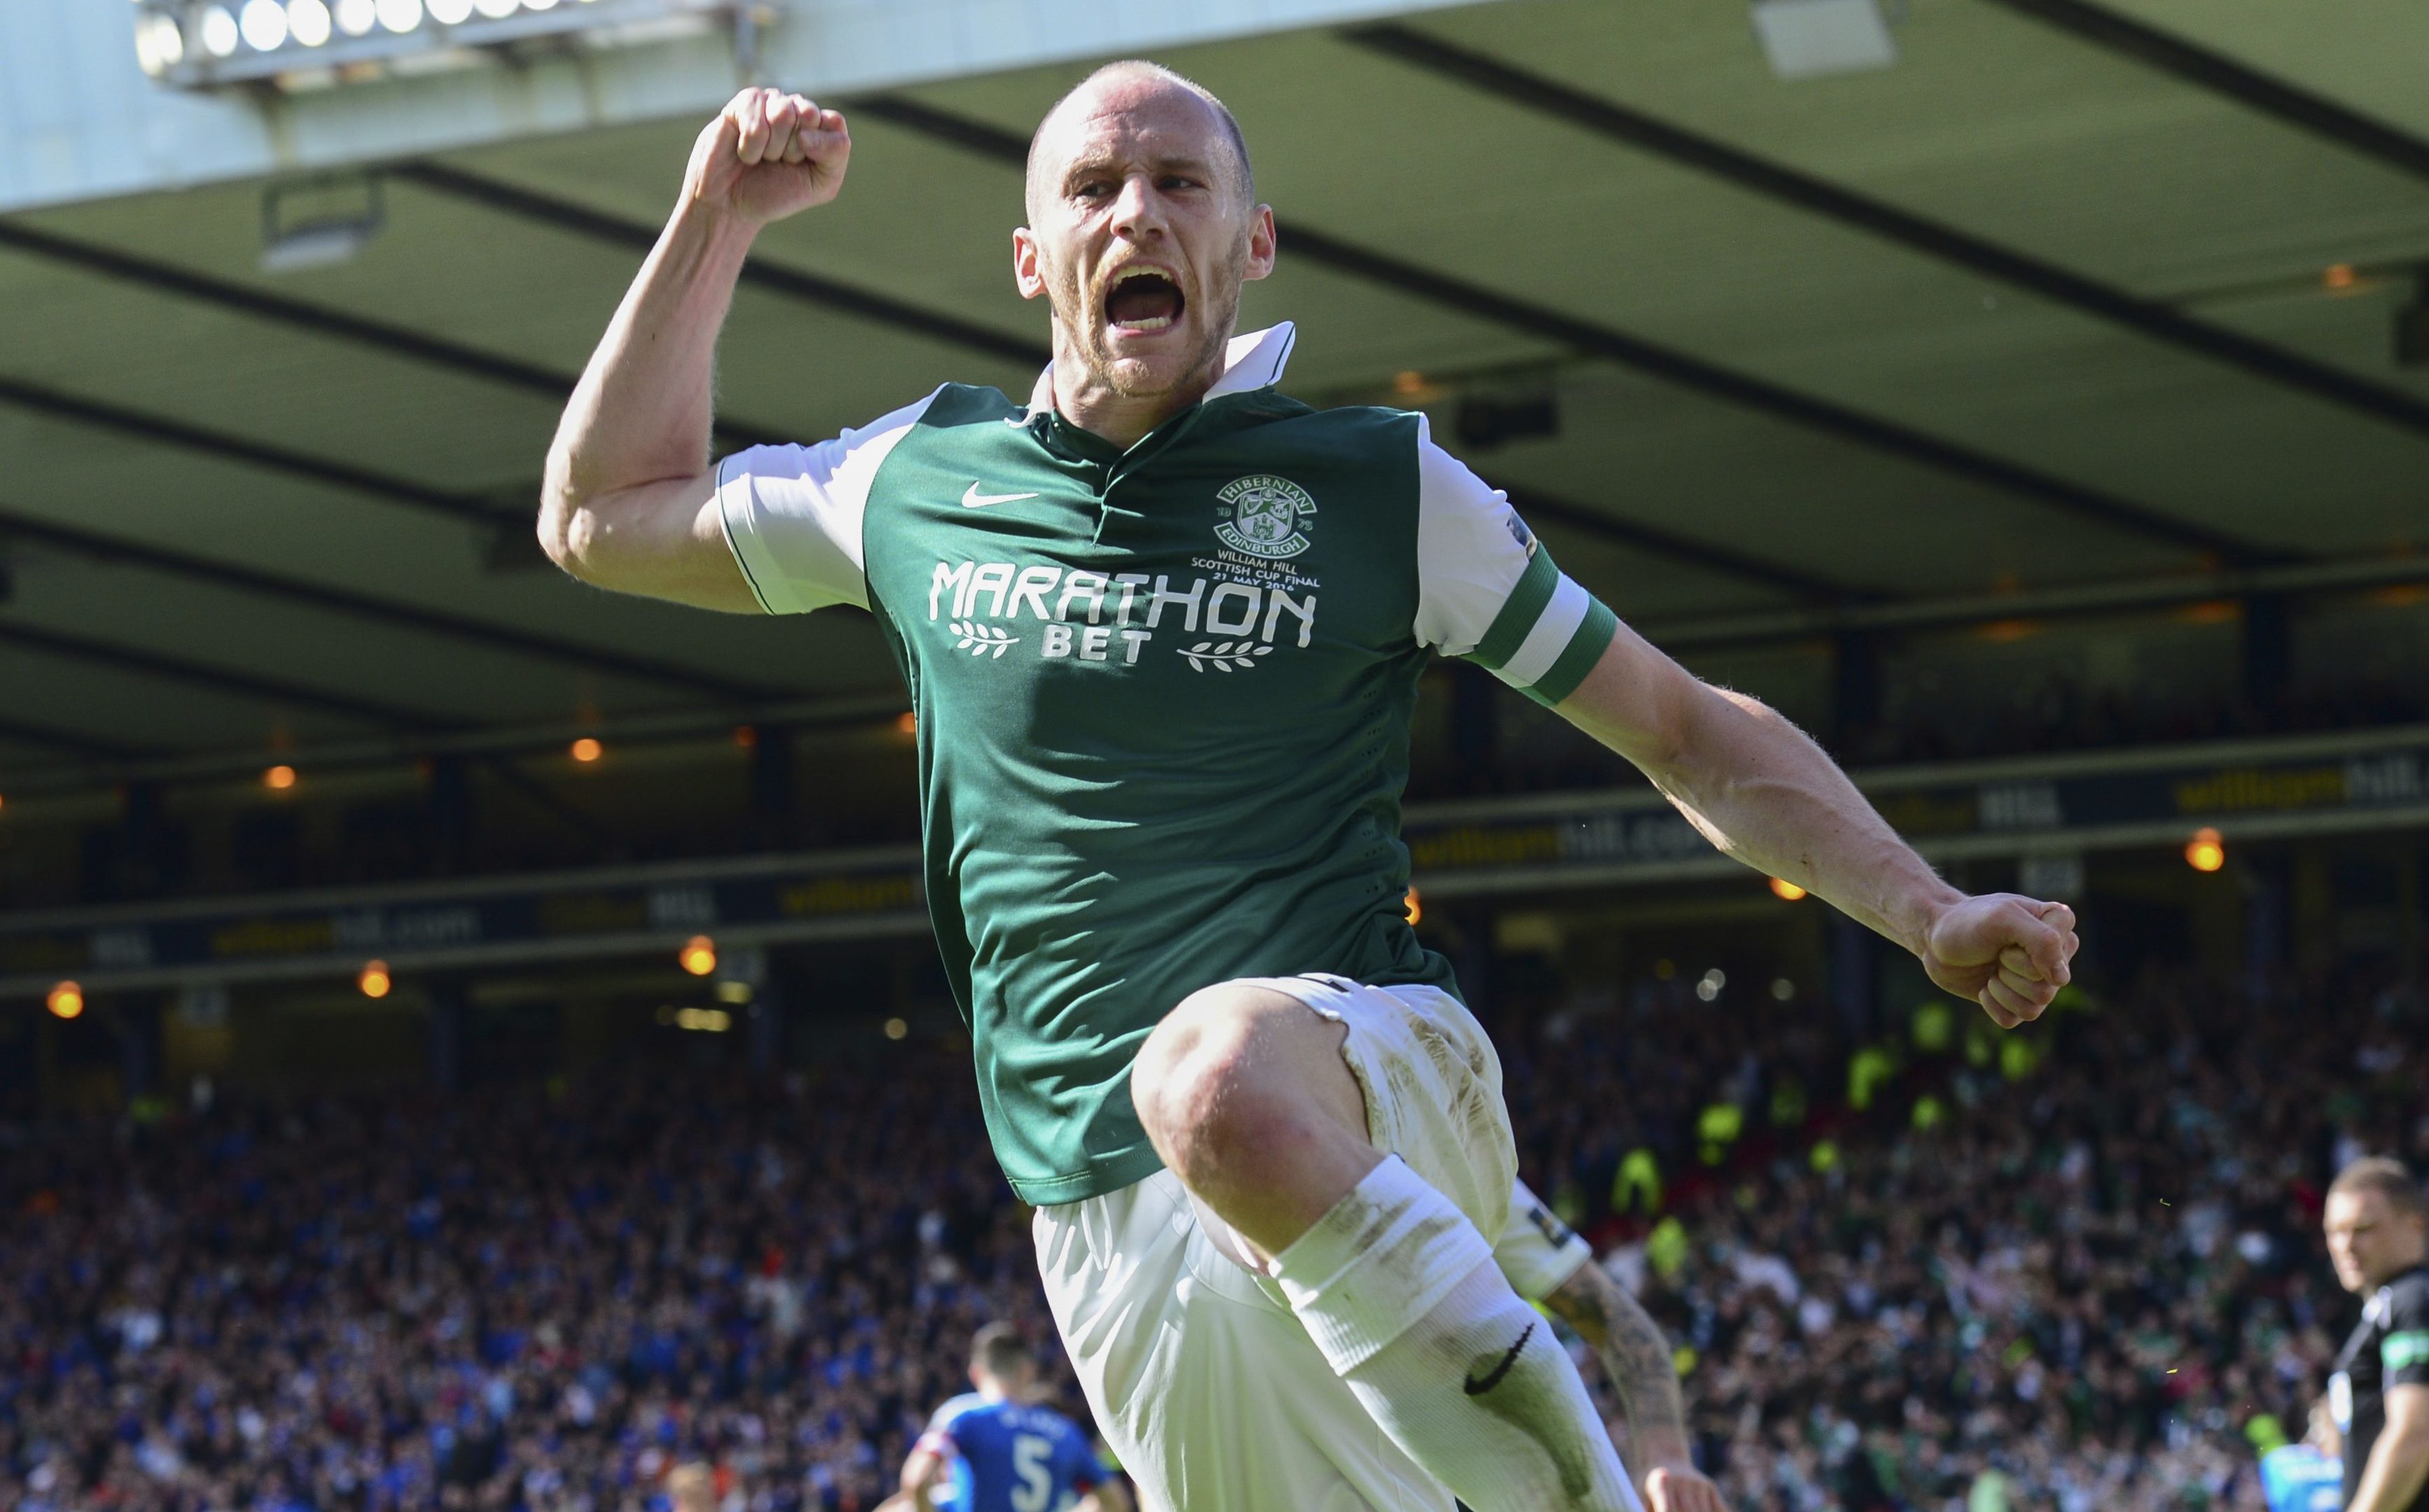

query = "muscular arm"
[1543,1262,1690,1464]
[1543,1264,1722,1512]
[2352,1384,2429,1512]
[1554,624,2076,1026]
[538,88,849,611]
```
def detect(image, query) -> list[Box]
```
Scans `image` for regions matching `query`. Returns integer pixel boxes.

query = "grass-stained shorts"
[1033,974,1589,1511]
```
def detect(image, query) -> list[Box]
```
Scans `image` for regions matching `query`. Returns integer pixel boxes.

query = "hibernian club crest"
[1213,475,1316,560]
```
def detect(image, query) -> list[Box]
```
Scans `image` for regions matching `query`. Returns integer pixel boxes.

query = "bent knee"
[1132,983,1361,1178]
[1132,984,1300,1138]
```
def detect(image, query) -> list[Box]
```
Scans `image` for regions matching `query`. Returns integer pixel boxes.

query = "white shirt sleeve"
[1491,1176,1594,1302]
[715,387,943,615]
[1412,413,1617,706]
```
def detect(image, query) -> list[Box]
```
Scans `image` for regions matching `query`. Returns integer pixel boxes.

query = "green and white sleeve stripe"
[1411,414,1620,706]
[2388,1329,2429,1374]
[1467,549,1620,706]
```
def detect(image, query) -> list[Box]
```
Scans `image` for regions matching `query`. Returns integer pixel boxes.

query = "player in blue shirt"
[2260,1401,2347,1512]
[882,1324,1129,1512]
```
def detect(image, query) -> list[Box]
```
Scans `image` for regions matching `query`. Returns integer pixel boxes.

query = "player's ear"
[1242,204,1276,284]
[1014,227,1046,301]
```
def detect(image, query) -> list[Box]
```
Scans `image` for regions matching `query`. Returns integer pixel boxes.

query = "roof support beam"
[1492,482,1882,601]
[0,619,452,730]
[0,505,788,704]
[1977,0,2429,187]
[4,690,910,798]
[0,374,503,528]
[390,163,1050,369]
[851,94,2274,565]
[1350,24,2429,441]
[0,711,156,761]
[0,220,785,451]
[1650,548,2429,651]
[388,120,1878,606]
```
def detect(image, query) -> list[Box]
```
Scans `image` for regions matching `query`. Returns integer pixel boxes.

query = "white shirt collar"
[1023,322,1298,419]
[1205,321,1298,398]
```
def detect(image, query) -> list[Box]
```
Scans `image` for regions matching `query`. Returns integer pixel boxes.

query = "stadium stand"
[3,960,2418,1512]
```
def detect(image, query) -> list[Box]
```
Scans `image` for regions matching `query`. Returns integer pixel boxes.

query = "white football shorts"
[1032,973,1601,1512]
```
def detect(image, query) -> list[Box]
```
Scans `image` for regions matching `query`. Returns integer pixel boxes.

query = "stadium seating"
[1,967,2421,1511]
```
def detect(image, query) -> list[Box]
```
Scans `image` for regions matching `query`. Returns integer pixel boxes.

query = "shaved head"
[1012,56,1276,440]
[1025,60,1255,223]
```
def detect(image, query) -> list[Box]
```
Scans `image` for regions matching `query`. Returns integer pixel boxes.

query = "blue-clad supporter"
[2259,1401,2345,1512]
[878,1324,1125,1512]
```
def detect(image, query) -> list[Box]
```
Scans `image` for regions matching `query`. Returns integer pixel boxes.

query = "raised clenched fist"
[1921,892,2080,1029]
[683,87,850,228]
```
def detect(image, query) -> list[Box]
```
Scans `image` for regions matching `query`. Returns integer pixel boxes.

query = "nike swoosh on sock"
[1463,1320,1534,1396]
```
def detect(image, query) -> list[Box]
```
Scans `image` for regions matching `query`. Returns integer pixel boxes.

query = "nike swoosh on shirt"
[1463,1320,1534,1395]
[961,484,1039,508]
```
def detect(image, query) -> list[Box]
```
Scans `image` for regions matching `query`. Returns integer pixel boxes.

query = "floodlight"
[200,6,240,56]
[135,14,184,72]
[259,177,384,273]
[134,0,760,89]
[239,0,288,50]
[1751,0,1897,80]
[288,0,333,47]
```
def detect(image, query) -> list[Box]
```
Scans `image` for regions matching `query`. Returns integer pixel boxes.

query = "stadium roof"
[2,0,2427,790]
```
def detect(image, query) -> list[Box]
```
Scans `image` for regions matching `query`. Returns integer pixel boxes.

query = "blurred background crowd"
[3,960,2420,1512]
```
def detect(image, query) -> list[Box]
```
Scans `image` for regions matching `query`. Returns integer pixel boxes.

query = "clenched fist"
[684,87,850,228]
[1921,893,2079,1029]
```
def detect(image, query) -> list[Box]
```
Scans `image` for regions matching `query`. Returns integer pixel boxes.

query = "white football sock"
[1272,1156,1638,1512]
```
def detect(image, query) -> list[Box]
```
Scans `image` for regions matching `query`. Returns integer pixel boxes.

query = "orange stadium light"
[263,764,297,791]
[679,935,718,977]
[47,981,84,1020]
[2185,827,2226,873]
[358,960,392,999]
[1769,877,1808,901]
[569,737,603,764]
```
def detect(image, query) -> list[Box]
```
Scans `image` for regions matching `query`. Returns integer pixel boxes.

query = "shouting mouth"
[1105,265,1185,335]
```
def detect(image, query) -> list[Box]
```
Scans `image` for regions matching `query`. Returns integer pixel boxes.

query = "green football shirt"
[718,326,1618,1204]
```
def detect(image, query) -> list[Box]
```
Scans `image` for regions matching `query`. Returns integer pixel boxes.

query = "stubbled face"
[1017,78,1272,402]
[2325,1189,2427,1294]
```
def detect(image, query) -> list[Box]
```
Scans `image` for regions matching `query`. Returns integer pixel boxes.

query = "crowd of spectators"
[1501,963,2429,1511]
[0,1052,1061,1512]
[1,960,2423,1512]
